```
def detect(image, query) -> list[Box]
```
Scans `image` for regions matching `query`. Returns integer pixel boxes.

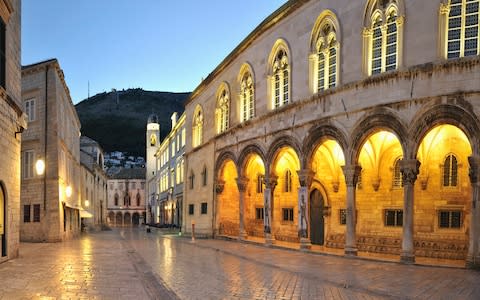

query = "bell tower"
[146,113,160,183]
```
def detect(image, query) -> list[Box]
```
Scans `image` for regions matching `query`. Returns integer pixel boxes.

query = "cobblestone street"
[1,227,479,299]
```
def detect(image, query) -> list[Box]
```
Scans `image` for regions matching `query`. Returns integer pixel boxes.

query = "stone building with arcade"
[183,0,480,266]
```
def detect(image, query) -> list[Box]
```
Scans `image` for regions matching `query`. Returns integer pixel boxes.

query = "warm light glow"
[84,200,89,207]
[359,131,402,170]
[66,186,72,198]
[35,159,45,176]
[417,124,471,163]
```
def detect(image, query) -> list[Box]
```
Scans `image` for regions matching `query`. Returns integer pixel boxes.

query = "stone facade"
[183,0,480,266]
[21,59,82,242]
[0,0,22,263]
[80,136,108,230]
[107,168,146,226]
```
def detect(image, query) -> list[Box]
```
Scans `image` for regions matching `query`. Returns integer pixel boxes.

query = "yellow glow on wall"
[274,147,300,174]
[417,124,471,163]
[358,131,402,170]
[221,160,238,182]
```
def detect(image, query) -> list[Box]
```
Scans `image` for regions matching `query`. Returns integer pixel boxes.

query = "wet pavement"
[0,227,479,299]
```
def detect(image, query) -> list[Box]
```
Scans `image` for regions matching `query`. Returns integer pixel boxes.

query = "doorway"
[1,184,6,257]
[309,189,324,245]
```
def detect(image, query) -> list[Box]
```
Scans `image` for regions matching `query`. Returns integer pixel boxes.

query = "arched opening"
[0,183,6,257]
[124,212,131,226]
[310,139,345,246]
[132,213,140,226]
[356,130,404,254]
[108,212,115,226]
[271,146,300,242]
[415,124,472,259]
[217,159,239,236]
[243,153,265,238]
[115,212,122,226]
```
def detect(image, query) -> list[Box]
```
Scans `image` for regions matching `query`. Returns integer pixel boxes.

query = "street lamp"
[35,159,45,176]
[84,200,90,207]
[66,185,72,198]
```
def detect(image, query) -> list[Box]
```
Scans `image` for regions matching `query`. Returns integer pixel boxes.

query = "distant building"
[80,136,108,230]
[21,59,82,242]
[145,113,160,224]
[107,168,146,226]
[0,0,22,262]
[152,112,186,227]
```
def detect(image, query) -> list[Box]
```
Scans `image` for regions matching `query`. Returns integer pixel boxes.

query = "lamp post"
[35,159,45,176]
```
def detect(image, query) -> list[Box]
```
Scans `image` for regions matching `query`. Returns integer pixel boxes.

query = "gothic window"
[314,21,339,92]
[271,48,290,109]
[363,1,403,75]
[215,88,229,134]
[443,154,458,187]
[114,193,119,206]
[446,0,479,59]
[285,169,292,193]
[136,191,141,206]
[192,105,203,148]
[257,174,264,193]
[202,166,207,186]
[189,171,195,190]
[240,71,254,122]
[392,158,403,188]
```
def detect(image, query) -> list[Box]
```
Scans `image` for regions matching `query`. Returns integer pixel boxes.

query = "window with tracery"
[285,169,292,193]
[192,106,203,147]
[272,49,290,109]
[392,158,403,188]
[315,23,338,92]
[240,72,254,122]
[446,0,479,59]
[216,89,229,134]
[443,154,458,187]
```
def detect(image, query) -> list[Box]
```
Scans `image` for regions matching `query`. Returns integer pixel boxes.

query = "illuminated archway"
[124,212,131,226]
[270,146,300,242]
[115,212,122,226]
[310,139,345,246]
[242,153,266,237]
[217,159,239,236]
[415,124,472,259]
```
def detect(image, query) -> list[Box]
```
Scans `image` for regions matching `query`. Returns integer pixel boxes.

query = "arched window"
[363,1,404,75]
[444,0,479,59]
[270,46,290,109]
[136,191,141,206]
[285,169,292,192]
[392,158,403,188]
[114,192,119,206]
[240,71,254,122]
[192,105,203,147]
[443,154,458,187]
[312,18,339,92]
[202,166,207,186]
[215,88,229,134]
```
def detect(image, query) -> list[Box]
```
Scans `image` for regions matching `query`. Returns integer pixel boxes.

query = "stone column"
[214,180,225,236]
[342,165,362,256]
[400,159,420,264]
[467,156,480,268]
[236,177,249,241]
[297,169,315,250]
[263,175,278,245]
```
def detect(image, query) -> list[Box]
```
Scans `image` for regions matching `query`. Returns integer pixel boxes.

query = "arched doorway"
[0,183,6,257]
[115,212,122,226]
[132,213,140,226]
[108,212,115,225]
[310,189,324,245]
[242,153,266,238]
[124,212,131,226]
[217,159,239,236]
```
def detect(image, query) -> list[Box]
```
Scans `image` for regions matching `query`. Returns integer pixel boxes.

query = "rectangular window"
[282,208,294,222]
[257,175,264,193]
[188,204,194,215]
[23,205,31,223]
[339,209,347,225]
[255,207,264,220]
[33,204,41,222]
[22,150,35,179]
[25,98,36,122]
[201,202,208,214]
[439,210,463,228]
[384,209,403,227]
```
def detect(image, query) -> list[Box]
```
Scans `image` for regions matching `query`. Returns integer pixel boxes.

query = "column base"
[239,230,248,241]
[344,247,358,256]
[400,252,415,264]
[466,255,480,269]
[265,233,275,246]
[299,238,311,251]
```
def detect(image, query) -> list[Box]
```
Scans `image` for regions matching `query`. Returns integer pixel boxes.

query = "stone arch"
[349,107,408,164]
[215,151,238,181]
[267,135,303,171]
[363,0,405,27]
[310,9,342,52]
[238,144,267,176]
[410,103,480,156]
[115,212,122,226]
[237,62,255,86]
[267,38,292,74]
[303,122,349,168]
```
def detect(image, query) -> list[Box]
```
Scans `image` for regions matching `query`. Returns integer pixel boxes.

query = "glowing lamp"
[35,159,45,176]
[84,200,90,207]
[66,186,72,198]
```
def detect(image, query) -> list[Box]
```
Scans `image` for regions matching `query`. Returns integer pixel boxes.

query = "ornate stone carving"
[236,177,248,192]
[372,177,380,191]
[342,165,362,187]
[215,180,225,194]
[468,156,480,184]
[297,169,315,188]
[400,159,420,185]
[332,181,339,193]
[264,175,278,191]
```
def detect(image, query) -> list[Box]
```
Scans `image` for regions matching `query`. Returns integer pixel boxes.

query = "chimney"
[171,112,178,128]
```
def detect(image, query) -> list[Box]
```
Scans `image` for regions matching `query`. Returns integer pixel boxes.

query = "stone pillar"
[400,159,420,264]
[263,175,278,245]
[342,165,362,256]
[297,169,315,250]
[467,156,480,268]
[236,177,248,241]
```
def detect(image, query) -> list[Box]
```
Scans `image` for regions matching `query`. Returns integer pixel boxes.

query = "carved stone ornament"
[215,180,225,194]
[236,177,248,192]
[400,159,421,185]
[468,156,480,184]
[342,165,362,187]
[297,169,315,188]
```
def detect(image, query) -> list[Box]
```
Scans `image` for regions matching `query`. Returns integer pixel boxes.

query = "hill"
[75,88,189,157]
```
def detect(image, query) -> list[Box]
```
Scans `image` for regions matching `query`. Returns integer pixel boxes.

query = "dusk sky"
[22,1,287,104]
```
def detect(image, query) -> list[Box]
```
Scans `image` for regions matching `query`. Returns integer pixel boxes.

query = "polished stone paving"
[0,227,479,299]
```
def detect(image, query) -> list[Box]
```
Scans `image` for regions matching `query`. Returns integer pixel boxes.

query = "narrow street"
[1,227,479,299]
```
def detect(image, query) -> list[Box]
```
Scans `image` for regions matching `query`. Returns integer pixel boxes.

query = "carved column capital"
[215,180,225,194]
[468,156,480,184]
[440,2,450,15]
[342,165,362,187]
[236,177,249,192]
[264,175,278,191]
[400,159,421,186]
[297,169,315,188]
